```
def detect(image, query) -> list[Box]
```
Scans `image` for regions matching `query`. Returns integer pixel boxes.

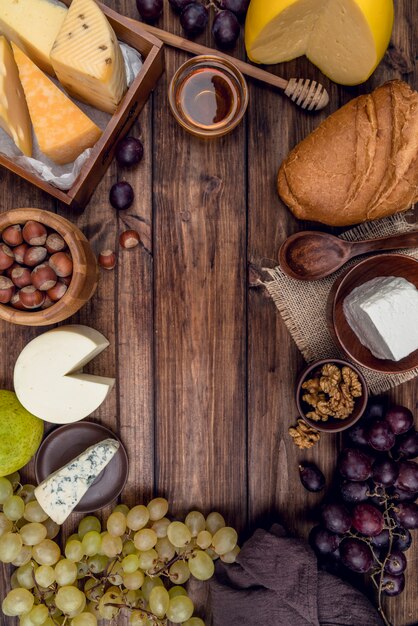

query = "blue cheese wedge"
[34,439,119,524]
[343,276,418,361]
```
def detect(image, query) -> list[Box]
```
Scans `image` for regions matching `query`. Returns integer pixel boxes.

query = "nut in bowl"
[0,208,99,326]
[296,359,368,433]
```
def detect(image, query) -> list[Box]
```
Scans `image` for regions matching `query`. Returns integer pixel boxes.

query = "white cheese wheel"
[13,325,115,424]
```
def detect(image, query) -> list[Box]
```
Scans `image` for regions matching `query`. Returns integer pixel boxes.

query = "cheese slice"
[245,0,394,85]
[50,0,127,114]
[35,439,120,524]
[11,43,102,165]
[0,0,67,75]
[0,36,32,156]
[13,325,115,424]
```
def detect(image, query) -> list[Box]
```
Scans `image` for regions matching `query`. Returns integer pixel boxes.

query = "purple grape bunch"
[303,398,417,620]
[137,0,250,49]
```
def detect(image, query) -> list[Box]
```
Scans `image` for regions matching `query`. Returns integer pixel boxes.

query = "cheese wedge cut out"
[12,43,102,165]
[245,0,394,85]
[0,36,32,156]
[50,0,127,114]
[35,439,120,524]
[0,0,67,75]
[14,325,115,424]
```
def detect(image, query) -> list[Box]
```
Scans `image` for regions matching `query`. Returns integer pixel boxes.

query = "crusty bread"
[278,80,418,226]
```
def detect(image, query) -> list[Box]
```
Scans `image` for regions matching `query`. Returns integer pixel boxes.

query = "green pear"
[0,390,44,476]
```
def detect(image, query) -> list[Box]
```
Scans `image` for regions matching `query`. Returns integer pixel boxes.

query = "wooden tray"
[0,2,164,211]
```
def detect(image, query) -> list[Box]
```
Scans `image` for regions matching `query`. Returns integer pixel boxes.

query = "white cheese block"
[13,325,115,424]
[343,276,418,361]
[35,438,119,524]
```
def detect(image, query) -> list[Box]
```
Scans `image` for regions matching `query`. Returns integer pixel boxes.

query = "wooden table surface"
[1,1,417,624]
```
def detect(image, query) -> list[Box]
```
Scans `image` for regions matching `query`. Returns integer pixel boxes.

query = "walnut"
[342,366,362,398]
[289,419,320,449]
[302,377,321,394]
[320,364,341,393]
[301,363,362,422]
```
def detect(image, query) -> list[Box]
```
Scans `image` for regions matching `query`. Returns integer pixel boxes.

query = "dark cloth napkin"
[210,525,384,626]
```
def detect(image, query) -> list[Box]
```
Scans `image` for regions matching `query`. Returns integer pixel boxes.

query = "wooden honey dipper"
[137,22,330,112]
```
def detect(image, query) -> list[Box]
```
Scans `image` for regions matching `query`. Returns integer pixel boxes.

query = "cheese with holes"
[343,276,418,361]
[0,36,32,156]
[0,0,67,75]
[245,0,394,85]
[14,325,115,424]
[50,0,127,114]
[12,43,102,165]
[35,439,120,524]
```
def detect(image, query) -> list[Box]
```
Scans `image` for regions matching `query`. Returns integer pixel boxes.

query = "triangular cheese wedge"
[14,325,115,424]
[11,43,102,165]
[50,0,127,114]
[0,36,32,156]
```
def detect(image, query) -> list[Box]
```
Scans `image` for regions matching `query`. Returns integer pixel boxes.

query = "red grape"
[340,480,369,503]
[352,503,384,537]
[136,0,163,21]
[384,405,413,435]
[370,529,390,550]
[391,485,417,502]
[212,10,240,48]
[115,137,144,167]
[372,458,399,487]
[381,572,405,596]
[109,182,134,210]
[363,397,388,421]
[309,525,340,555]
[299,462,325,492]
[396,461,418,493]
[219,0,250,18]
[367,420,395,451]
[393,502,418,529]
[393,527,412,552]
[169,0,195,13]
[322,503,351,534]
[340,538,374,573]
[346,423,369,447]
[394,429,418,459]
[384,550,407,575]
[180,3,208,35]
[338,448,372,481]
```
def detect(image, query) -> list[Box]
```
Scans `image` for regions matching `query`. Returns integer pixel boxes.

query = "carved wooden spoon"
[279,230,418,281]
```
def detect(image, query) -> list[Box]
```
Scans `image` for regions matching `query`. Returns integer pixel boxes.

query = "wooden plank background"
[0,0,417,624]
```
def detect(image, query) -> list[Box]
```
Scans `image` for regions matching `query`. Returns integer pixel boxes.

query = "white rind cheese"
[13,325,115,424]
[343,276,418,361]
[35,439,120,524]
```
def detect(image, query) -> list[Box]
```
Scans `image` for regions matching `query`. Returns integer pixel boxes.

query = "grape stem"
[105,601,166,625]
[148,550,193,578]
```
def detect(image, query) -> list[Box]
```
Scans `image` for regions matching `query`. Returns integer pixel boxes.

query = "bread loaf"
[278,80,418,226]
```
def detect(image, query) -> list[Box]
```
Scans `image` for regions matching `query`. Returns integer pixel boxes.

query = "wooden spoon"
[279,230,418,281]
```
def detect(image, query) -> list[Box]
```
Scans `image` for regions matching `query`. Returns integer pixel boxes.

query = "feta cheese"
[34,438,120,524]
[343,276,418,361]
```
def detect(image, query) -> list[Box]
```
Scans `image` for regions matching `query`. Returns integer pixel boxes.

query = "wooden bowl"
[0,208,99,326]
[328,254,418,373]
[296,358,368,433]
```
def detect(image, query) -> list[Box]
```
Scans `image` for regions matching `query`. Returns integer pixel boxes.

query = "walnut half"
[301,363,362,422]
[289,419,320,449]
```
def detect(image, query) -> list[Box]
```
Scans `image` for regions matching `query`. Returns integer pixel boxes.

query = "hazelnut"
[10,292,25,310]
[2,224,23,247]
[47,280,67,302]
[98,250,116,270]
[11,266,32,288]
[13,243,29,264]
[19,285,45,309]
[119,230,140,249]
[24,246,48,267]
[0,243,14,270]
[49,252,73,278]
[22,220,47,246]
[31,264,57,291]
[46,232,66,254]
[5,262,19,279]
[0,276,15,304]
[60,274,72,286]
[41,295,54,310]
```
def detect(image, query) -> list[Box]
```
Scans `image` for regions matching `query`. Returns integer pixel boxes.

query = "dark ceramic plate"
[35,422,128,513]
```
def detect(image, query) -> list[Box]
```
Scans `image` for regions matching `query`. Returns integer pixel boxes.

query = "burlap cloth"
[265,213,418,395]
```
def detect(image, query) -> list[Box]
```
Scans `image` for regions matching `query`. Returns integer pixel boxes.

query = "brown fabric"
[211,525,384,626]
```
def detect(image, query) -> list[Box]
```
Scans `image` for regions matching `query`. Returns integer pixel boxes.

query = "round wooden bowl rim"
[295,357,369,433]
[331,253,418,374]
[0,208,95,325]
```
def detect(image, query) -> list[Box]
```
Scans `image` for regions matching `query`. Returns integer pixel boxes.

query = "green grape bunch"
[0,475,240,626]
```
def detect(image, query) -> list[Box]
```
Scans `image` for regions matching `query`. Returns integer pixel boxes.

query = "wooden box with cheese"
[0,1,164,211]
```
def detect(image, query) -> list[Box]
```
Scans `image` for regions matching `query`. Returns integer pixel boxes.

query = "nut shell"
[24,246,48,267]
[120,230,140,249]
[11,266,32,288]
[22,220,47,246]
[47,281,67,302]
[98,250,116,270]
[49,252,73,278]
[46,233,66,254]
[19,285,45,309]
[31,264,57,291]
[10,292,25,310]
[2,224,23,247]
[13,243,29,264]
[0,243,15,270]
[0,276,15,304]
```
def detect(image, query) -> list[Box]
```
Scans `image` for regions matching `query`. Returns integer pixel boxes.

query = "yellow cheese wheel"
[245,0,394,85]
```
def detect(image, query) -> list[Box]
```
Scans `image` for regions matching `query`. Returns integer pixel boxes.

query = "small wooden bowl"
[328,254,418,373]
[0,208,99,326]
[296,358,368,433]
